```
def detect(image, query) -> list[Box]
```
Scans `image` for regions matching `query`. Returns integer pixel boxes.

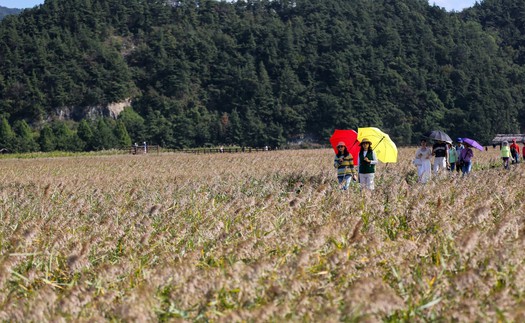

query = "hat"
[360,138,372,145]
[337,141,346,147]
[512,138,517,142]
[457,137,463,142]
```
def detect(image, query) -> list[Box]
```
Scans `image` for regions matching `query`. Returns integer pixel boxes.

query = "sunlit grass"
[0,147,523,321]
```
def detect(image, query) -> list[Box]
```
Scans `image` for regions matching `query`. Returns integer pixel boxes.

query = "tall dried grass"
[0,147,523,321]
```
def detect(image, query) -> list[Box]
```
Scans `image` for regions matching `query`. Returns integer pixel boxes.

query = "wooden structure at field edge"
[128,145,276,154]
[181,147,274,154]
[491,134,525,145]
[130,145,160,155]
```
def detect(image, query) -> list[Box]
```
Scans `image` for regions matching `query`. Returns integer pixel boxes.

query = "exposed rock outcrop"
[53,99,131,121]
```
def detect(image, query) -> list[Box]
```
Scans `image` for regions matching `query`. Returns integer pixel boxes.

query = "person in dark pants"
[501,141,511,170]
[455,140,464,173]
[510,138,520,163]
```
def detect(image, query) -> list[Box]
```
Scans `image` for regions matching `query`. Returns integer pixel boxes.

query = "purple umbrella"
[461,137,484,151]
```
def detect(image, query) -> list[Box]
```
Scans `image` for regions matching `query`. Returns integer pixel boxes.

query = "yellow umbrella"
[357,127,398,163]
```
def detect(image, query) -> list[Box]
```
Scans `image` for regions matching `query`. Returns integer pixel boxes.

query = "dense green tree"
[13,120,38,152]
[92,118,117,150]
[77,119,94,151]
[244,107,267,147]
[145,110,173,147]
[0,117,15,151]
[52,121,84,151]
[226,109,243,145]
[266,122,286,147]
[53,122,74,151]
[118,107,145,144]
[114,120,132,148]
[38,125,56,152]
[171,114,195,148]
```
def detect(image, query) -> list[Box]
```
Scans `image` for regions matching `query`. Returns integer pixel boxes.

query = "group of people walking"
[414,138,473,183]
[333,136,525,190]
[500,138,522,169]
[333,138,377,191]
[333,136,470,190]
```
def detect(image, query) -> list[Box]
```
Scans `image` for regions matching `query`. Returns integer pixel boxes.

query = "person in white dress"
[415,139,432,183]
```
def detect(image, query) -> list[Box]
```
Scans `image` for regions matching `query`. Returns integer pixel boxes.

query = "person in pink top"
[458,143,474,176]
[510,138,520,164]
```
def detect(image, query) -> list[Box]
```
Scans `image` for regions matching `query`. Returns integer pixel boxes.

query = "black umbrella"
[425,130,452,143]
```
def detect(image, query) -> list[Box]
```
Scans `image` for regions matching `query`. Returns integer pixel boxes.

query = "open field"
[0,147,524,321]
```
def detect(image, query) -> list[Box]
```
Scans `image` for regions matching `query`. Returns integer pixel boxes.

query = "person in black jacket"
[357,138,378,190]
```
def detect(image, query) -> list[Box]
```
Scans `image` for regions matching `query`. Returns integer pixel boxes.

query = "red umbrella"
[329,129,360,165]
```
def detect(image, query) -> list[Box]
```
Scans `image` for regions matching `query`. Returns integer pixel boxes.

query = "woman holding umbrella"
[459,142,474,176]
[358,138,378,190]
[458,138,483,176]
[334,141,357,190]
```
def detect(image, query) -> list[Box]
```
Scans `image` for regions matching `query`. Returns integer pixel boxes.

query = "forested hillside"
[0,6,22,20]
[0,0,524,152]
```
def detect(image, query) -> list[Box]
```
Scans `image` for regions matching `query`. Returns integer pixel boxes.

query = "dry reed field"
[1,147,525,321]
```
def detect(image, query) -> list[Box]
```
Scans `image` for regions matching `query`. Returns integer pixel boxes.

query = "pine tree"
[118,107,145,144]
[227,109,243,146]
[13,120,38,152]
[53,122,75,151]
[114,120,132,148]
[38,125,56,152]
[0,117,15,151]
[92,118,117,150]
[77,119,94,151]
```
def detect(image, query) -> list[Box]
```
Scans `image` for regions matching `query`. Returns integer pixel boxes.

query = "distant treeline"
[0,116,132,152]
[0,0,525,152]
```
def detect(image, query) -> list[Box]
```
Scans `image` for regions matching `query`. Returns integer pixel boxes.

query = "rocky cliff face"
[53,99,131,121]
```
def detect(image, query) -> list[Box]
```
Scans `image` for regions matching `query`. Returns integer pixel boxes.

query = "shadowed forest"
[0,0,525,152]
